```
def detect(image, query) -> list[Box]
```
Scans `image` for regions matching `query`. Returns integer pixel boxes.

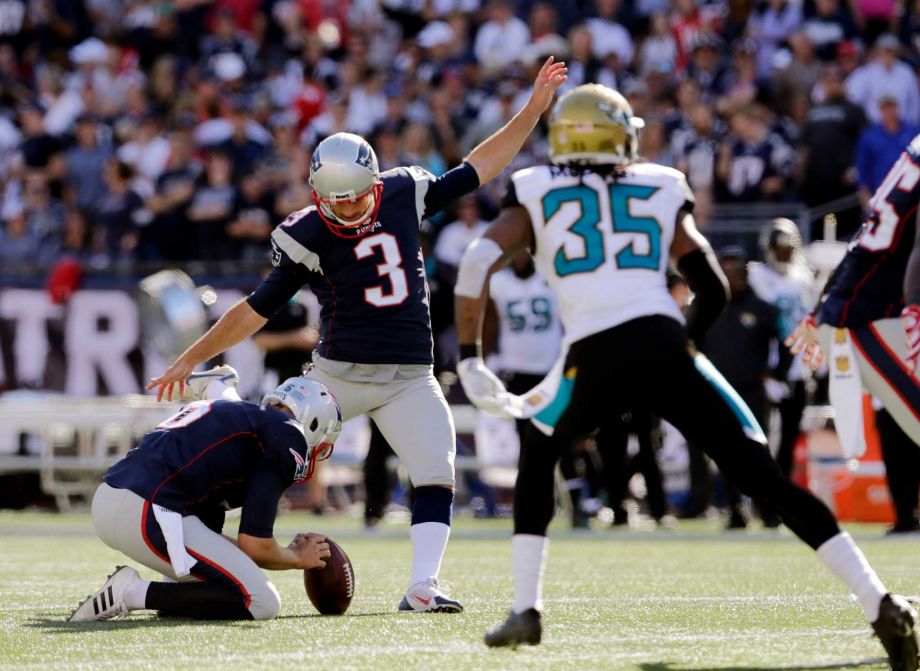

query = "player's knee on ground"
[248,580,282,620]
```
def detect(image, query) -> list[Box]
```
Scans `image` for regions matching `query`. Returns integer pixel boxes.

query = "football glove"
[785,315,824,371]
[903,305,920,373]
[456,357,515,419]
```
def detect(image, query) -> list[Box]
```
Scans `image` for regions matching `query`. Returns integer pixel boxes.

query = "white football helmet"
[309,132,383,238]
[761,217,804,276]
[262,377,342,479]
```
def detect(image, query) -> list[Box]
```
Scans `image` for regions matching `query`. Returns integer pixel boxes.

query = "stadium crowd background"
[1,0,919,273]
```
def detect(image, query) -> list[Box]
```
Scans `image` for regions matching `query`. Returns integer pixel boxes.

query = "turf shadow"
[273,611,398,619]
[638,659,885,671]
[25,615,259,633]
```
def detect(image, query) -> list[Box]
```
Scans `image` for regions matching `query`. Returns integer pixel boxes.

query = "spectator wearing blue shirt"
[855,96,920,205]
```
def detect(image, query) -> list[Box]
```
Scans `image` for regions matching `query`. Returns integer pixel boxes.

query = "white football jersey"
[509,162,692,345]
[489,268,562,375]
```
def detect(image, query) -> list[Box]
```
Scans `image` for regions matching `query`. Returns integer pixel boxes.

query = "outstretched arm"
[146,299,268,401]
[456,206,534,355]
[454,206,533,417]
[464,57,567,185]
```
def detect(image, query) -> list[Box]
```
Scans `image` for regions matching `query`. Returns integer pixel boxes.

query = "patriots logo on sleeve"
[271,239,282,267]
[289,447,307,482]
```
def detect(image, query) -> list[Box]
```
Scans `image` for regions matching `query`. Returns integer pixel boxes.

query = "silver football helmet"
[309,132,383,238]
[263,377,342,479]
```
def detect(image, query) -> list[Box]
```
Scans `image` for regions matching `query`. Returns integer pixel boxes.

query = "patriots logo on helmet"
[355,142,372,169]
[311,150,323,174]
[289,447,307,482]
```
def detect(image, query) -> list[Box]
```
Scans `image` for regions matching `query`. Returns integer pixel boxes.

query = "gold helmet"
[548,84,645,166]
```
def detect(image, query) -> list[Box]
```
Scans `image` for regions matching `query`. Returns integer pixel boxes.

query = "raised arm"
[464,57,567,185]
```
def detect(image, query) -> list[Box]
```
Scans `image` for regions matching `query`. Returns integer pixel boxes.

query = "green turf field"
[1,511,918,671]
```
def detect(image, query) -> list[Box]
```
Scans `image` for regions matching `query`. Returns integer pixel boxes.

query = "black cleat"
[872,594,920,671]
[484,609,542,648]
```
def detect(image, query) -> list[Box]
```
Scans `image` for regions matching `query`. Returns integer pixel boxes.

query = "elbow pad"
[677,248,729,343]
[455,237,504,298]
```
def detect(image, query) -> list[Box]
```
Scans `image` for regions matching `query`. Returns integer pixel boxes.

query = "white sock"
[817,532,886,622]
[409,522,450,587]
[512,534,549,614]
[124,579,150,611]
[218,384,241,401]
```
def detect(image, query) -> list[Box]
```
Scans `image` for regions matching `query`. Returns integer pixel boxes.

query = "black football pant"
[513,316,841,550]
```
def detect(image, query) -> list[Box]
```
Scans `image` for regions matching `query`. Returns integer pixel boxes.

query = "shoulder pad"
[271,206,323,273]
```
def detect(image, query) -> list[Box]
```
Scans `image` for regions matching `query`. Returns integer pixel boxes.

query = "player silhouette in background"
[454,84,918,670]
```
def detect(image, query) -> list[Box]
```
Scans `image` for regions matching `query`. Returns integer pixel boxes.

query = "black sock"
[146,582,253,620]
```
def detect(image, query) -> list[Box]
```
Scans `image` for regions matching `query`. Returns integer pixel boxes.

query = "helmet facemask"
[311,180,384,239]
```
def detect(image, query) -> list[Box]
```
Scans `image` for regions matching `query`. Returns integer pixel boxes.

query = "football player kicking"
[68,375,342,622]
[146,57,568,612]
[786,133,920,447]
[454,84,918,670]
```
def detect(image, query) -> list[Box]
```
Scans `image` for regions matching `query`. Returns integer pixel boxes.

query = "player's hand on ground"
[290,533,330,570]
[457,357,516,419]
[784,316,824,371]
[902,305,920,373]
[526,56,568,114]
[145,358,195,401]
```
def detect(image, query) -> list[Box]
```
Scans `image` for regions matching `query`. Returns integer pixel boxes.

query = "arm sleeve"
[246,265,314,319]
[239,456,289,538]
[677,248,729,344]
[423,162,481,217]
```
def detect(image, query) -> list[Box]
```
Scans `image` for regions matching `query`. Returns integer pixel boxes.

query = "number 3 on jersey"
[543,184,662,277]
[354,233,409,307]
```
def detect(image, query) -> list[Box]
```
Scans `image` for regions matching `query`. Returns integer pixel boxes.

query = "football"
[304,538,355,615]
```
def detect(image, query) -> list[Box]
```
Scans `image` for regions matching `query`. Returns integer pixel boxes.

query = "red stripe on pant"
[141,501,171,564]
[186,547,252,610]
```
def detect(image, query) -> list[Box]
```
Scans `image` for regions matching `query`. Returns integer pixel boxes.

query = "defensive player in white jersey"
[747,218,815,493]
[454,84,918,669]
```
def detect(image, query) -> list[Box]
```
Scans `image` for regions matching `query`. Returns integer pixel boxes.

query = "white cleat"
[179,365,240,401]
[67,566,140,622]
[398,578,463,613]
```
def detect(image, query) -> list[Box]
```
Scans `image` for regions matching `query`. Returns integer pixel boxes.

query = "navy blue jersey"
[717,132,794,202]
[104,401,308,538]
[247,163,479,365]
[817,134,920,328]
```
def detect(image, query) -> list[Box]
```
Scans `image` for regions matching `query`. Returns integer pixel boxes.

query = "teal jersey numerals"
[542,182,662,277]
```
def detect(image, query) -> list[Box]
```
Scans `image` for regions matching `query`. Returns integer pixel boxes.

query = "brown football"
[304,538,354,615]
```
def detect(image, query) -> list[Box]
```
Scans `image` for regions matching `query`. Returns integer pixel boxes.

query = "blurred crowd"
[0,0,919,271]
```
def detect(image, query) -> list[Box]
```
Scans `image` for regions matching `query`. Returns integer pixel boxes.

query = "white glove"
[763,377,790,404]
[456,357,515,419]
